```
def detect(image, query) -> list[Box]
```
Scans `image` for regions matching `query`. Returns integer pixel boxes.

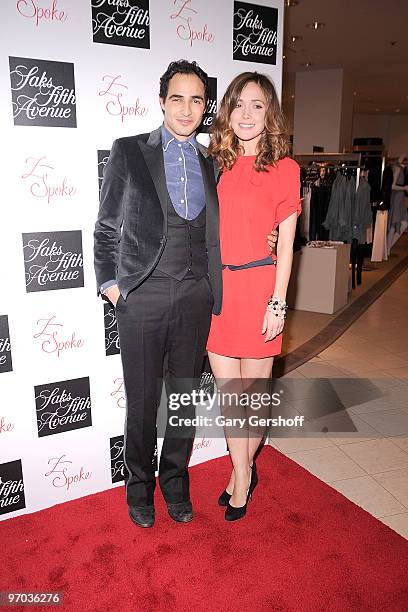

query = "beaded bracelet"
[266,296,288,320]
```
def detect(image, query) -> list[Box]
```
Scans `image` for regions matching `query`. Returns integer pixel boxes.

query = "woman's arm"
[273,212,298,299]
[262,212,298,342]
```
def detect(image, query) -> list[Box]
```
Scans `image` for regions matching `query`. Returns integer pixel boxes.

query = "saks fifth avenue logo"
[0,460,26,516]
[33,315,85,358]
[34,377,92,437]
[16,0,67,27]
[104,303,120,356]
[0,316,13,374]
[91,0,150,49]
[110,435,128,483]
[98,74,148,123]
[45,454,92,491]
[200,76,217,134]
[9,57,76,127]
[233,2,278,64]
[22,231,84,292]
[170,0,214,47]
[22,156,77,204]
[110,435,157,482]
[98,149,110,194]
[111,377,126,409]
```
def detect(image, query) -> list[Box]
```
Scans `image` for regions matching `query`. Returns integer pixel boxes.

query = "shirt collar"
[161,124,198,155]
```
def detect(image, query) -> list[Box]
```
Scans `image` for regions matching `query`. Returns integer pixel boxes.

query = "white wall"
[293,69,344,154]
[340,71,354,153]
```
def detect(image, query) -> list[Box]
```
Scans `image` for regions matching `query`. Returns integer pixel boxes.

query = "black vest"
[154,198,207,280]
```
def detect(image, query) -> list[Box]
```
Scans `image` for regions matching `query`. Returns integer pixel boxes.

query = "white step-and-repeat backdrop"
[0,0,283,520]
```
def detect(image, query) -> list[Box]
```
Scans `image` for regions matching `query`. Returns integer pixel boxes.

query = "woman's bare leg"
[241,357,274,465]
[207,352,248,504]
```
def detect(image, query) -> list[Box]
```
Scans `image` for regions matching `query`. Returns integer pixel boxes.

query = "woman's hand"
[262,309,285,342]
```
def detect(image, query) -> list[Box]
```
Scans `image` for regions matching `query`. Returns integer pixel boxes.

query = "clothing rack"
[295,153,362,190]
[295,153,371,290]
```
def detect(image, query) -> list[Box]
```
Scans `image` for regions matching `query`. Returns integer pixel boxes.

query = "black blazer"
[94,127,222,314]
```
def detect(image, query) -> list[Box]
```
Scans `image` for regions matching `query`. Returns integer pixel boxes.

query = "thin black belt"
[222,255,276,271]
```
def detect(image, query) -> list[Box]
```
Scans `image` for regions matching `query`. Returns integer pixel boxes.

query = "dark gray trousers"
[116,275,213,507]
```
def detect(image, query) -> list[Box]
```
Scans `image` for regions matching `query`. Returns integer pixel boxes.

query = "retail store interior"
[273,0,408,540]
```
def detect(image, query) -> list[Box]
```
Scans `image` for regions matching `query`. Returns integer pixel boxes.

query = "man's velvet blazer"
[94,127,223,315]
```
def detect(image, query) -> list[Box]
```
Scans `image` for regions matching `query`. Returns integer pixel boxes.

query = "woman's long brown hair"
[208,72,289,172]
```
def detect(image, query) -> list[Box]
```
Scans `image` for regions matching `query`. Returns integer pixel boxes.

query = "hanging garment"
[352,178,372,243]
[387,166,408,254]
[365,224,373,244]
[300,186,311,241]
[310,184,331,241]
[323,172,344,240]
[322,172,344,240]
[339,176,356,243]
[323,173,356,242]
[378,165,393,210]
[371,210,388,262]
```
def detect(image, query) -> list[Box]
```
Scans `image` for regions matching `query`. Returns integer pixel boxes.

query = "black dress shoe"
[128,505,155,528]
[218,489,232,507]
[167,501,193,523]
[225,489,252,522]
[225,469,253,522]
[218,461,258,507]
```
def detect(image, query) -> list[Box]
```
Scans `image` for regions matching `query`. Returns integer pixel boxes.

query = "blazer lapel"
[139,130,169,218]
[198,153,219,247]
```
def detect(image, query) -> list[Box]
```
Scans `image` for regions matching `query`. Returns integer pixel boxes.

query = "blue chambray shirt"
[100,125,206,293]
[161,124,206,220]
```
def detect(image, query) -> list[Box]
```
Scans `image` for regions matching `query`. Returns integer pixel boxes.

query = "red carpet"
[2,446,408,612]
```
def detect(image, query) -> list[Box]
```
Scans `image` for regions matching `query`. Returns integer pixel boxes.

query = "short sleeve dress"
[206,155,301,358]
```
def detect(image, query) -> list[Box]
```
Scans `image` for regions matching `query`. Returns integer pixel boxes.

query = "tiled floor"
[270,263,408,540]
[281,232,408,355]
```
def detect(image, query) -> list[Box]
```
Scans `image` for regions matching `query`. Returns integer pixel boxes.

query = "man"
[94,60,277,528]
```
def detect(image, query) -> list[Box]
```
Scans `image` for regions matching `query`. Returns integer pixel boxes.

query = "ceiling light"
[285,0,299,7]
[290,35,302,43]
[306,21,325,30]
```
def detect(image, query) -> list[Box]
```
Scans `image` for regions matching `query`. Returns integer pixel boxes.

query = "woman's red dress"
[206,155,301,358]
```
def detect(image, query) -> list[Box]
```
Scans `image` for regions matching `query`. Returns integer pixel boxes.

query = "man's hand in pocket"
[104,284,121,307]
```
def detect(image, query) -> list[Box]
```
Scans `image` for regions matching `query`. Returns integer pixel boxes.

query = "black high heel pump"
[224,462,257,521]
[218,461,258,507]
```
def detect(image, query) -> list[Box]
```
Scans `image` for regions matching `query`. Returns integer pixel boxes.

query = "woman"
[207,72,301,521]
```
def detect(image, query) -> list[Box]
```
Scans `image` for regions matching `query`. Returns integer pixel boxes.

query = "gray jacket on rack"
[323,173,372,243]
[352,179,372,243]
